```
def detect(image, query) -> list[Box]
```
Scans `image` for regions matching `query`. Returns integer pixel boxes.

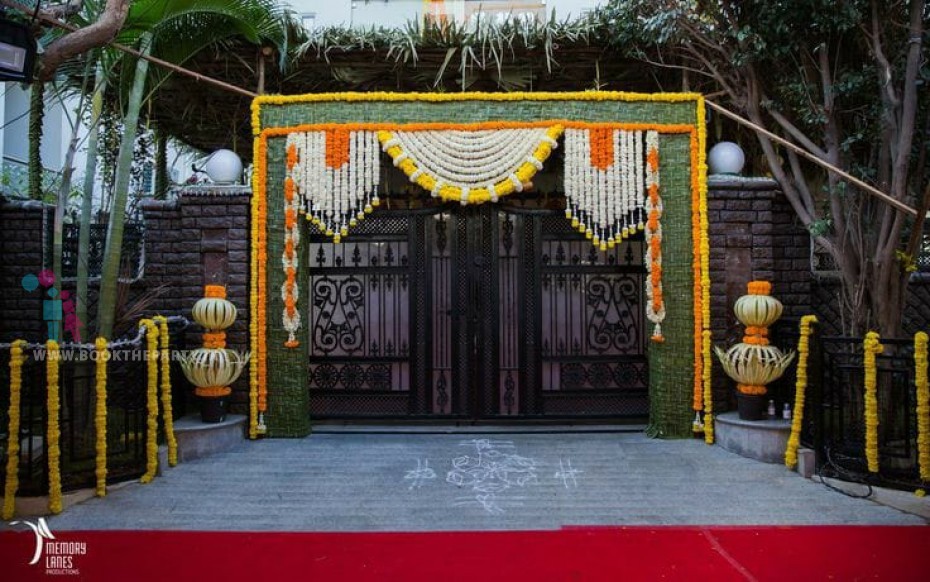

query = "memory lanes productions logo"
[9,518,87,576]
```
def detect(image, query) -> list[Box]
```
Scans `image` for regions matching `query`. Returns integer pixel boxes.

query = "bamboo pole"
[706,99,917,216]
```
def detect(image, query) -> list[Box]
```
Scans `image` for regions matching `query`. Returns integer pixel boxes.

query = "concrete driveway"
[46,431,926,531]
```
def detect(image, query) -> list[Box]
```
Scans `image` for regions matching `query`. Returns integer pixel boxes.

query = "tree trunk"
[97,33,152,338]
[28,82,45,200]
[76,61,106,341]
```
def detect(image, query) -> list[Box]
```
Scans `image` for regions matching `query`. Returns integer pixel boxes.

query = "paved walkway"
[48,432,926,531]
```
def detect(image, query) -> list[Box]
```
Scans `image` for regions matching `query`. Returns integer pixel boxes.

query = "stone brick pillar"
[706,177,811,411]
[142,186,251,413]
[0,198,51,343]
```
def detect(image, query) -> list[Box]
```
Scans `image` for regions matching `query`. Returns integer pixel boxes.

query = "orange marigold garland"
[691,127,704,413]
[282,139,301,348]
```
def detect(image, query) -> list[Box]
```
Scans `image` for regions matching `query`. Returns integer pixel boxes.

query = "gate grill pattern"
[306,203,648,419]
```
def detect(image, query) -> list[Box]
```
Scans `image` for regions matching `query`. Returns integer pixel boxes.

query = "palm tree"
[87,0,293,337]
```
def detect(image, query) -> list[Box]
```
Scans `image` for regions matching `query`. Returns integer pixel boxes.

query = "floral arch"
[250,92,710,439]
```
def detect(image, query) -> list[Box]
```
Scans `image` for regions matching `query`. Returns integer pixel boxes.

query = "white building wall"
[289,0,603,28]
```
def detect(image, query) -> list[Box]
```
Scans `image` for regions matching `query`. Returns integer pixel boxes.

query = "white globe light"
[204,149,243,184]
[708,141,746,175]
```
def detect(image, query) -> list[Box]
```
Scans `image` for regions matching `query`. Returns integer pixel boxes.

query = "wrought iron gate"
[306,202,648,420]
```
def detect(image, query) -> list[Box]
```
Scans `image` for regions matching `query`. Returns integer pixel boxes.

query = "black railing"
[0,318,188,496]
[60,221,145,281]
[801,332,922,490]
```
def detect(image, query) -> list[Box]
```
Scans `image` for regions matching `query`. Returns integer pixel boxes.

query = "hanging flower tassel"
[643,130,666,342]
[863,331,883,473]
[282,139,301,348]
[785,315,817,469]
[94,337,109,497]
[46,340,62,514]
[914,331,929,484]
[139,320,160,484]
[2,339,26,520]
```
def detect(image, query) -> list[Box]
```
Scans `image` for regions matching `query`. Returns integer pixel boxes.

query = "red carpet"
[1,526,928,581]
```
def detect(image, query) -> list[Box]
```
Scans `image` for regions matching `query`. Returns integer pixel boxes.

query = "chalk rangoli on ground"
[403,439,584,514]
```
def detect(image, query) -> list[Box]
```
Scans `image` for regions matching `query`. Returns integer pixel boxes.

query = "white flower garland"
[563,128,648,248]
[563,128,666,340]
[380,127,559,204]
[288,130,381,242]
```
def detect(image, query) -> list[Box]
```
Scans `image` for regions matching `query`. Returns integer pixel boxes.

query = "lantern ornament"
[714,281,795,420]
[179,285,250,422]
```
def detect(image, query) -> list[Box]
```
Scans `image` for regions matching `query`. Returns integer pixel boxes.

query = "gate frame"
[250,92,710,438]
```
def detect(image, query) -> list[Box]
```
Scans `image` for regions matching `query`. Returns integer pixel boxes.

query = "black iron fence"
[0,318,188,496]
[771,322,925,490]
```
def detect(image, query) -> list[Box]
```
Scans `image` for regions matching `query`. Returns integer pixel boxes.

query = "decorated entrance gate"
[306,201,648,419]
[250,92,711,439]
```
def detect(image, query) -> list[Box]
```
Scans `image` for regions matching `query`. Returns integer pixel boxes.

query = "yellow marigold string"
[249,134,261,439]
[139,320,159,483]
[863,331,883,473]
[252,91,704,113]
[914,331,929,483]
[249,133,269,437]
[94,337,108,497]
[696,97,713,444]
[785,315,818,469]
[154,316,177,467]
[2,339,26,520]
[46,340,62,514]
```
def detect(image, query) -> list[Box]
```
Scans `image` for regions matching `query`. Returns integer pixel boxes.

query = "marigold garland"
[690,131,703,411]
[253,91,704,111]
[250,133,269,436]
[139,320,159,483]
[46,340,62,514]
[863,331,883,473]
[696,98,713,444]
[154,316,177,467]
[643,131,666,341]
[251,91,709,437]
[378,124,562,205]
[914,331,929,482]
[785,315,817,469]
[94,337,108,497]
[2,339,26,520]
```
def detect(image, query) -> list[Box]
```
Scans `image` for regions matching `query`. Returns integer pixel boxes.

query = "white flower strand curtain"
[282,126,663,346]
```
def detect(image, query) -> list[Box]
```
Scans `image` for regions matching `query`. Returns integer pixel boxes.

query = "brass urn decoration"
[714,281,795,420]
[179,285,251,423]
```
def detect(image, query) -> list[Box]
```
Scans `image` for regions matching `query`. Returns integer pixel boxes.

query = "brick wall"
[705,177,811,410]
[142,186,251,413]
[0,198,50,343]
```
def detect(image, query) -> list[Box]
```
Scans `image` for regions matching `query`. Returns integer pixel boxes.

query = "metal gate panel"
[307,202,648,420]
